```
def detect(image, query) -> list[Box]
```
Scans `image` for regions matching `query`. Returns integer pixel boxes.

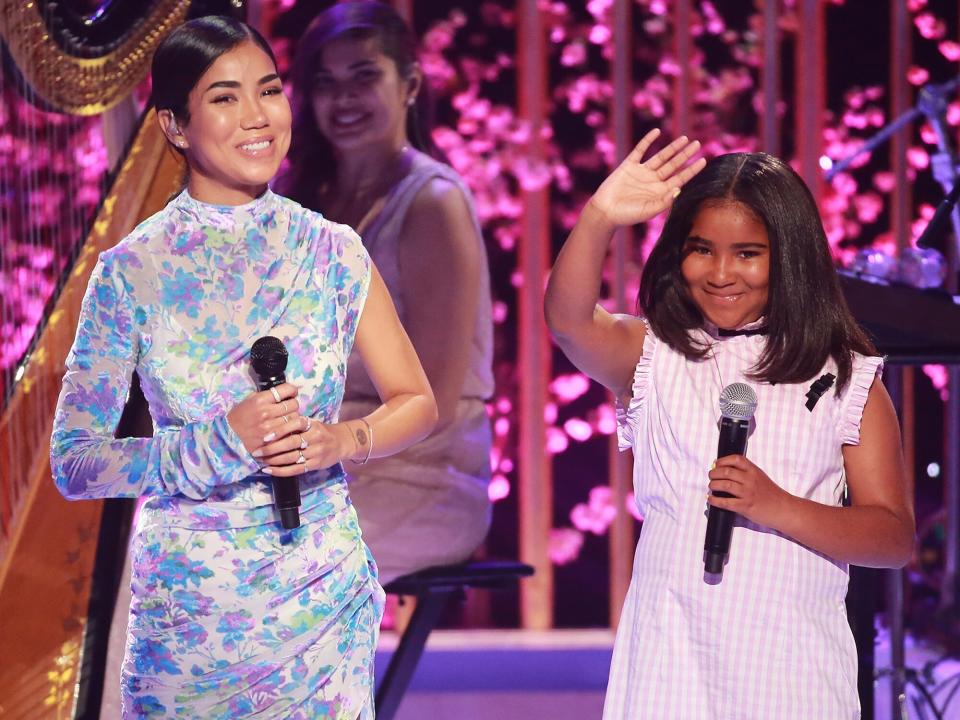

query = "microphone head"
[719,382,758,421]
[250,336,288,378]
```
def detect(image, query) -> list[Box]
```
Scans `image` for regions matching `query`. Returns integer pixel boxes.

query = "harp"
[0,2,234,717]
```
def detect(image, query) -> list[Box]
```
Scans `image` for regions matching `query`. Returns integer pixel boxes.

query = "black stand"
[375,560,533,720]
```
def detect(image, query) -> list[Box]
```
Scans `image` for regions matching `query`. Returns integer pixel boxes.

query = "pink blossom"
[907,146,930,170]
[561,41,587,67]
[571,485,617,535]
[658,57,681,77]
[588,24,612,45]
[564,418,594,442]
[854,193,883,223]
[948,102,960,126]
[489,447,501,471]
[914,13,945,40]
[488,474,511,502]
[873,171,896,193]
[550,373,591,402]
[548,528,584,565]
[907,67,930,86]
[544,402,558,424]
[701,2,726,35]
[922,365,949,401]
[595,403,617,435]
[546,427,569,454]
[494,417,510,438]
[939,41,960,61]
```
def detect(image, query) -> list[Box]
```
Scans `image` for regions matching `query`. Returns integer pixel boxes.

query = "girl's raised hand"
[588,129,706,228]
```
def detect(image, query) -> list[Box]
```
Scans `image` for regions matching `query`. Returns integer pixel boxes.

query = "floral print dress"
[50,189,384,719]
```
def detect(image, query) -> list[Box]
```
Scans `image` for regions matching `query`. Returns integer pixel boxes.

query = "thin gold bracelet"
[354,418,374,465]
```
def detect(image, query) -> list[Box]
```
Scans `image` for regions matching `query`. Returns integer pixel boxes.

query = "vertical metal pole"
[940,0,960,645]
[885,367,909,720]
[608,0,634,629]
[761,0,780,156]
[517,0,553,630]
[890,0,912,256]
[889,7,912,719]
[795,0,824,198]
[946,366,960,612]
[673,0,692,139]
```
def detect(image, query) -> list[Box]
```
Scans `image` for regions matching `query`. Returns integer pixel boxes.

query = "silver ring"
[270,387,282,403]
[304,417,312,432]
[297,451,306,464]
[299,434,308,450]
[281,415,289,424]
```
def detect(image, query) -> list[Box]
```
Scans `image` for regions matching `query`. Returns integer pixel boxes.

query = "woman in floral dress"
[50,16,436,719]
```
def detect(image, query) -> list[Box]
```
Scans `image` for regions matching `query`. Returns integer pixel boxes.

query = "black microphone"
[704,382,758,574]
[250,336,301,530]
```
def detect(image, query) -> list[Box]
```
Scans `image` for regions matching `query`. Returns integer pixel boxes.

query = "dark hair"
[638,151,877,392]
[150,15,277,125]
[278,1,440,206]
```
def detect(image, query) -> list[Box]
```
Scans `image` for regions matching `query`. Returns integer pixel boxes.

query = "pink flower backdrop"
[1,0,956,628]
[0,80,109,402]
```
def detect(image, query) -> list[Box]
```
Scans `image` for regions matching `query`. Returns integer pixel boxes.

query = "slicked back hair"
[151,15,277,126]
[638,151,877,392]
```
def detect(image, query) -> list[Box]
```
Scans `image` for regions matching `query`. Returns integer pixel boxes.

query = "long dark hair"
[638,151,877,392]
[151,15,277,126]
[278,1,440,207]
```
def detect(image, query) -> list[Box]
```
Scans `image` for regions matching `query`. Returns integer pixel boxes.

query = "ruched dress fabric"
[50,190,384,719]
[604,319,882,720]
[339,152,495,584]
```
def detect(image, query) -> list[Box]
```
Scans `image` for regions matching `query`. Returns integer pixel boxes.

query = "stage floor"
[376,627,959,720]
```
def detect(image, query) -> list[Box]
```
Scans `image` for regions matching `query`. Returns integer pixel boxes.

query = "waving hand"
[589,129,706,228]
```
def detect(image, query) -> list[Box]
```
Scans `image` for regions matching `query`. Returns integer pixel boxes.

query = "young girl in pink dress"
[545,130,914,719]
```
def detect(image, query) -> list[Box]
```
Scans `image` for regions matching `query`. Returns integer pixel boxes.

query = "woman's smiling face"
[309,35,414,152]
[174,41,291,205]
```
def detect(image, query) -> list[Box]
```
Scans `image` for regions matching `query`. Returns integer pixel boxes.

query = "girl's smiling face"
[680,201,771,330]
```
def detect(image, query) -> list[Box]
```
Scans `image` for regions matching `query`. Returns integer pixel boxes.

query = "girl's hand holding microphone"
[227,383,360,475]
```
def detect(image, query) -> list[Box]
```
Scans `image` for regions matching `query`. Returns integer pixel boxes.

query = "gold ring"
[270,387,282,403]
[304,417,312,432]
[281,415,289,423]
[299,434,308,450]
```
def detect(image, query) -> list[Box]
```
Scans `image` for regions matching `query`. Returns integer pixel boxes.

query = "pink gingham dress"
[604,319,881,719]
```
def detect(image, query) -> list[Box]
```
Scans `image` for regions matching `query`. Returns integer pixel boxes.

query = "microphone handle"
[704,417,750,573]
[255,373,302,530]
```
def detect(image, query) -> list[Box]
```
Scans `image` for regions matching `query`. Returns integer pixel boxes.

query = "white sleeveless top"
[343,151,494,402]
[604,319,881,719]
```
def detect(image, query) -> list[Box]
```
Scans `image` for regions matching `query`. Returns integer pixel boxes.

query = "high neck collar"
[703,316,768,340]
[174,188,276,230]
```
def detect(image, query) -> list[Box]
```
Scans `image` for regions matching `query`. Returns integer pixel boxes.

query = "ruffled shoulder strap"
[616,320,659,451]
[838,354,884,446]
